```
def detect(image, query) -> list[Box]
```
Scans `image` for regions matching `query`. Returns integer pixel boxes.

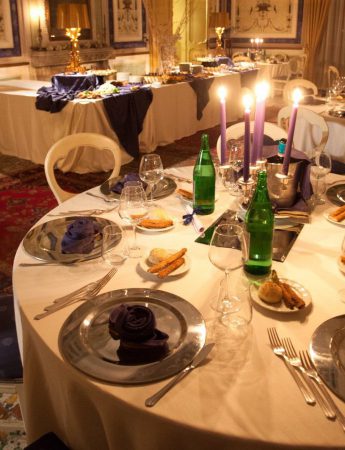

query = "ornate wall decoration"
[0,0,21,57]
[109,0,147,48]
[231,0,304,46]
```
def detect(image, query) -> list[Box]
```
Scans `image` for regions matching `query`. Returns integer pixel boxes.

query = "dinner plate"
[59,288,206,384]
[324,213,345,227]
[23,217,117,263]
[100,176,177,200]
[310,315,345,401]
[139,251,190,278]
[326,184,345,206]
[249,278,312,313]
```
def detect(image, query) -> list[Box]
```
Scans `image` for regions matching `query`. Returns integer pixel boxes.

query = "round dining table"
[13,166,345,449]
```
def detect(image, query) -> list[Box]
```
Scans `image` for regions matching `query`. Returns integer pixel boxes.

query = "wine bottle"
[244,171,274,275]
[193,133,215,215]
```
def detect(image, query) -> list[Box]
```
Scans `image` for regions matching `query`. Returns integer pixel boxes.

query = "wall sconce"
[56,3,91,73]
[209,12,231,56]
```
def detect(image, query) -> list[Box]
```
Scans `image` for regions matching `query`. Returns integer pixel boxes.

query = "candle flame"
[292,88,303,105]
[255,81,270,101]
[30,6,43,20]
[242,94,253,111]
[218,86,227,102]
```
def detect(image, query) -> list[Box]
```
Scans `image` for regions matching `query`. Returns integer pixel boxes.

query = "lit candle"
[251,81,270,164]
[243,94,253,182]
[218,86,227,165]
[250,38,254,48]
[282,88,303,175]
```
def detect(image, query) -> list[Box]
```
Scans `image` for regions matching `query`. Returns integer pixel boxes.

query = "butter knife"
[145,343,215,407]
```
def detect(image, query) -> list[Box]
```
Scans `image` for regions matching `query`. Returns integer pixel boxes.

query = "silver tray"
[59,289,206,384]
[326,183,345,207]
[23,217,117,263]
[310,314,345,401]
[100,176,177,199]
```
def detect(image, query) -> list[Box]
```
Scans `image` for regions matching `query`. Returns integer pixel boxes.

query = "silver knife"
[145,343,215,407]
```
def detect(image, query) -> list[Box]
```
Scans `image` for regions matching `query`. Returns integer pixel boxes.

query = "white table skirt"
[13,167,345,449]
[0,73,244,173]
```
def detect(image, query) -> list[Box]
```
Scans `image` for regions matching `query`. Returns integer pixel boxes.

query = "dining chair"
[44,133,122,204]
[327,65,340,87]
[277,106,329,156]
[288,55,306,79]
[271,61,292,97]
[216,121,287,163]
[282,78,318,104]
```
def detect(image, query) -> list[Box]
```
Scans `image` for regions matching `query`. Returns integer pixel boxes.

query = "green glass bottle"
[193,133,215,215]
[244,171,274,275]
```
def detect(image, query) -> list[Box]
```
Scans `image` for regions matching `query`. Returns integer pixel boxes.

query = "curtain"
[302,0,331,82]
[313,0,345,89]
[142,0,173,73]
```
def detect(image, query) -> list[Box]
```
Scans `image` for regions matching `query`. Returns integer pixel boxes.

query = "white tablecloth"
[13,167,345,449]
[0,73,244,173]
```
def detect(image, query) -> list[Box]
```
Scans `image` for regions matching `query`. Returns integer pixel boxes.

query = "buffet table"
[0,73,245,173]
[13,167,345,449]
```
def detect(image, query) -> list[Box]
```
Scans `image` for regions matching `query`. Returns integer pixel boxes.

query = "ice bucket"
[266,159,304,208]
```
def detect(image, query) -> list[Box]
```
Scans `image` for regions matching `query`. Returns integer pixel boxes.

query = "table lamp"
[56,3,91,73]
[209,12,230,56]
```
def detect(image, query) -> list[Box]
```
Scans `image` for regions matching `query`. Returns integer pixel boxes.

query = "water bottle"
[193,133,215,215]
[244,171,274,275]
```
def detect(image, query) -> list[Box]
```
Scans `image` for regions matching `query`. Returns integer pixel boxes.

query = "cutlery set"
[268,327,345,431]
[47,206,118,216]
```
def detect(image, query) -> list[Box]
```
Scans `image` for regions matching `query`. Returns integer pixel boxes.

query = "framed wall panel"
[0,0,21,57]
[109,0,146,49]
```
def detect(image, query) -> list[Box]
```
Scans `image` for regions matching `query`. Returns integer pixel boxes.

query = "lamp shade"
[209,12,230,28]
[56,3,90,29]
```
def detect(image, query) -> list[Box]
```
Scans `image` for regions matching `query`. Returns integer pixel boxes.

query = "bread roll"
[258,281,283,304]
[148,248,174,265]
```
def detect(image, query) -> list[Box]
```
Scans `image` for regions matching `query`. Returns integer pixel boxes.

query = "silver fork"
[282,338,335,419]
[267,328,315,405]
[300,350,345,432]
[47,206,118,216]
[86,192,119,203]
[34,268,117,320]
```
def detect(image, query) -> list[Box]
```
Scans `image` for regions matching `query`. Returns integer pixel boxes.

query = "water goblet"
[139,154,164,203]
[208,223,251,329]
[310,151,332,205]
[101,225,128,266]
[118,185,148,258]
[226,144,244,196]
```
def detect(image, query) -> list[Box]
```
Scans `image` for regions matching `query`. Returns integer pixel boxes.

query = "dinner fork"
[34,268,117,320]
[267,328,315,405]
[86,192,119,203]
[282,338,335,419]
[300,350,345,432]
[47,206,118,216]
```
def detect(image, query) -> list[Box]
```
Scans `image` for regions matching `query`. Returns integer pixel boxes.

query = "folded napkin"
[61,218,101,254]
[109,304,169,363]
[184,205,205,234]
[110,173,144,194]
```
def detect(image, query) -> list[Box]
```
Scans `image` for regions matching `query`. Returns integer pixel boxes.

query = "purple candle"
[282,89,302,175]
[243,94,253,182]
[252,82,269,163]
[218,86,227,165]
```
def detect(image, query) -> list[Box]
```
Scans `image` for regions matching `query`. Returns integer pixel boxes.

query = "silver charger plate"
[23,217,117,263]
[59,288,206,384]
[100,176,177,199]
[310,314,345,401]
[326,183,345,207]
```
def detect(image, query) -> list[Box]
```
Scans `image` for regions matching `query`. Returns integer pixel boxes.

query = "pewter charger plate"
[100,176,177,199]
[59,289,206,384]
[310,314,345,401]
[326,184,345,206]
[23,217,116,263]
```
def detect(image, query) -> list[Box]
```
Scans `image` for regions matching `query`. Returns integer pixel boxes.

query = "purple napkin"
[61,218,101,254]
[109,304,169,363]
[110,173,143,194]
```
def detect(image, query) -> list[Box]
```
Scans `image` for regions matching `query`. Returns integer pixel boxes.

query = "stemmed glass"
[208,223,251,328]
[139,154,164,203]
[118,185,148,258]
[310,151,332,205]
[226,144,244,196]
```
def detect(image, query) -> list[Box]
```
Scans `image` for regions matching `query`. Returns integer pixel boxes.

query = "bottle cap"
[278,139,286,156]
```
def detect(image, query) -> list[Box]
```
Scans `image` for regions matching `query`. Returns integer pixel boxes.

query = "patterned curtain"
[302,0,332,82]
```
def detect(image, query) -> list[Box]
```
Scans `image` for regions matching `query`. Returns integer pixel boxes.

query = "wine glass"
[139,154,164,203]
[208,224,251,329]
[310,151,332,205]
[118,185,148,258]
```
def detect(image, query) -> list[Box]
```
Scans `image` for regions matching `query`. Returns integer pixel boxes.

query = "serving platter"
[310,315,345,401]
[23,217,117,263]
[59,288,206,384]
[100,176,177,200]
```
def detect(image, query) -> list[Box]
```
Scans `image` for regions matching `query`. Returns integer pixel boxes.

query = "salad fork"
[300,350,345,432]
[86,192,119,203]
[267,328,315,405]
[47,206,118,216]
[282,338,335,419]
